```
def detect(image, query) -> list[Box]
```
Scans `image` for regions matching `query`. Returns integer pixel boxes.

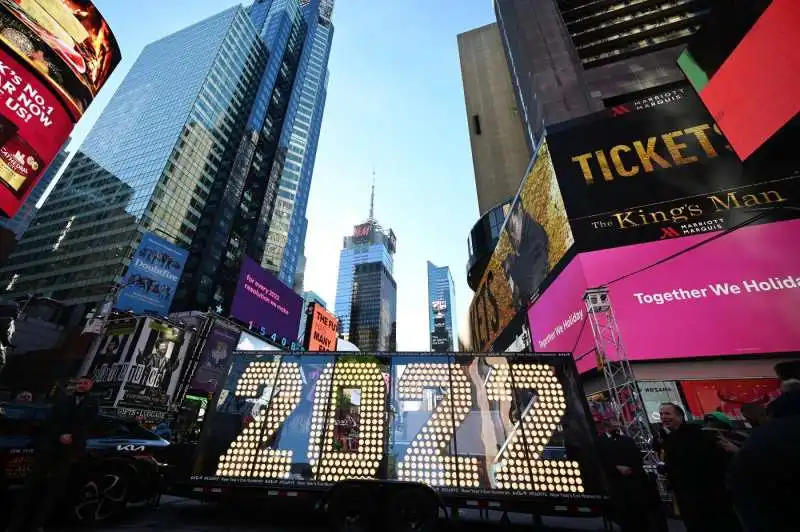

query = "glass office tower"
[427,261,457,352]
[350,261,397,352]
[0,0,335,315]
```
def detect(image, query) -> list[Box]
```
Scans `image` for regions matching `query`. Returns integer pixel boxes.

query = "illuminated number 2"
[216,360,303,479]
[308,361,387,482]
[486,363,584,494]
[397,363,480,487]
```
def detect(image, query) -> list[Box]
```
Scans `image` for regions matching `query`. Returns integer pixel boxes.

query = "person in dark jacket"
[595,419,651,532]
[729,362,800,532]
[7,377,99,532]
[501,204,549,310]
[658,403,742,532]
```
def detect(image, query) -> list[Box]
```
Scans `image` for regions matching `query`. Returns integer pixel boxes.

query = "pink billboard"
[528,220,800,373]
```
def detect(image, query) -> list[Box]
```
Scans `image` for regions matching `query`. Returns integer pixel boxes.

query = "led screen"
[191,352,605,502]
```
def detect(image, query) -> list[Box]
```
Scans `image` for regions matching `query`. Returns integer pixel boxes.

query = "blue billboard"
[116,232,188,316]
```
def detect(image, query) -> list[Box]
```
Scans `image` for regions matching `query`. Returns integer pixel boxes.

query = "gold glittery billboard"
[468,139,574,352]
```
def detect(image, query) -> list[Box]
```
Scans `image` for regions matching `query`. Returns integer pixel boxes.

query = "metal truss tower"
[584,287,659,468]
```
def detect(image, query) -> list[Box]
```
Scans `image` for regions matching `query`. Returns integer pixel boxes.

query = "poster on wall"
[230,256,302,349]
[116,232,188,316]
[468,138,574,352]
[82,317,139,403]
[547,85,798,252]
[0,0,121,217]
[528,219,800,373]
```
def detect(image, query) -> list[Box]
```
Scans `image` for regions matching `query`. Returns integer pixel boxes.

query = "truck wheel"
[385,487,439,532]
[327,484,377,532]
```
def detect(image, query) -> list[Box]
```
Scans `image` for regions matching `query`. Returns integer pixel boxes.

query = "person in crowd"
[7,377,99,532]
[702,411,749,451]
[658,403,742,532]
[595,418,651,532]
[729,361,800,532]
[13,390,32,403]
[740,402,768,429]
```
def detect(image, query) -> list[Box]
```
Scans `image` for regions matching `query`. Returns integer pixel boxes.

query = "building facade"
[349,261,396,352]
[494,0,709,154]
[0,0,334,315]
[334,196,397,348]
[0,141,70,241]
[427,261,457,352]
[457,23,530,216]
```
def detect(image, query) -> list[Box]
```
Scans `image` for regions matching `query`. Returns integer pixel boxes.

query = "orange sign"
[305,303,338,352]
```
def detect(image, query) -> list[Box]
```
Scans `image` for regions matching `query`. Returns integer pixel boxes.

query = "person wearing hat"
[729,362,800,532]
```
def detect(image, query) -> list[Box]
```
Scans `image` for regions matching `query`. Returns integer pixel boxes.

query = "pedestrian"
[13,390,32,403]
[6,377,99,532]
[729,361,800,532]
[740,402,768,429]
[658,402,742,532]
[702,411,749,451]
[595,418,651,532]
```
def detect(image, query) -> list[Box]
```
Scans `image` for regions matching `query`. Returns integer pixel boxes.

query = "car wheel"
[70,469,130,524]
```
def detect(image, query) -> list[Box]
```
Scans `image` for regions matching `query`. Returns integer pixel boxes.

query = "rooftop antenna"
[369,170,376,221]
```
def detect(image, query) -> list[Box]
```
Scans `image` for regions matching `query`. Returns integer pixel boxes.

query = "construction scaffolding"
[583,287,660,469]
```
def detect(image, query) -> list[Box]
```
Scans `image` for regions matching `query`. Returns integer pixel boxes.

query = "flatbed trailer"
[166,351,611,531]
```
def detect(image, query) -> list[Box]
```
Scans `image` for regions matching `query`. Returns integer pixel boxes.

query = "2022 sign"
[198,353,601,500]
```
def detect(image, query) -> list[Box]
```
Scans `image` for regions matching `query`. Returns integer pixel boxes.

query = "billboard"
[189,319,240,395]
[527,219,800,373]
[191,352,606,503]
[430,300,451,353]
[82,316,194,420]
[468,139,574,352]
[0,0,120,217]
[679,378,782,421]
[677,0,798,160]
[547,86,798,252]
[230,256,303,348]
[303,302,338,352]
[116,232,189,316]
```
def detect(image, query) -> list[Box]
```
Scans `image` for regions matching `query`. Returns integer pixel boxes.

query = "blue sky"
[55,0,497,350]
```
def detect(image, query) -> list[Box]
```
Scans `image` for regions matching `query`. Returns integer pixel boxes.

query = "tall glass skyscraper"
[427,262,457,352]
[0,0,334,314]
[334,191,397,351]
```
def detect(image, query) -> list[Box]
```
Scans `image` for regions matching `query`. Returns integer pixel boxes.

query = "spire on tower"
[369,171,375,221]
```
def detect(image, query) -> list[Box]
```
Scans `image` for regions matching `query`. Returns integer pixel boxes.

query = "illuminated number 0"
[486,363,584,494]
[216,360,303,479]
[308,361,387,482]
[397,363,479,487]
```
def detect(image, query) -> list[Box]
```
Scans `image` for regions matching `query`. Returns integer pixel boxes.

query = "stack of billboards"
[468,85,799,375]
[0,0,120,217]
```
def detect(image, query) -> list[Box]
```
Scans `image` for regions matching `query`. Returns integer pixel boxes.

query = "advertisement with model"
[0,0,120,217]
[189,319,240,395]
[230,256,303,349]
[116,231,189,316]
[468,139,574,352]
[528,219,800,373]
[547,85,798,252]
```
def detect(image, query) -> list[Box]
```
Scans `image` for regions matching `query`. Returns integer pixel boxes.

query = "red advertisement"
[528,219,800,373]
[680,379,782,420]
[0,0,120,217]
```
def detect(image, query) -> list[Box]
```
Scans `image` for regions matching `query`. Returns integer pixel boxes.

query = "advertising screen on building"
[468,139,574,352]
[528,219,800,373]
[677,0,798,160]
[303,302,338,352]
[189,319,240,395]
[0,0,120,217]
[190,352,606,502]
[116,232,189,316]
[547,86,798,252]
[230,256,303,348]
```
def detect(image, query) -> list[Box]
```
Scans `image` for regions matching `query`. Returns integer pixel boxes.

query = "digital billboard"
[230,256,303,348]
[547,86,798,252]
[677,0,798,160]
[116,232,189,316]
[468,139,574,352]
[527,219,800,373]
[189,319,240,395]
[0,0,120,217]
[303,302,338,352]
[190,352,606,502]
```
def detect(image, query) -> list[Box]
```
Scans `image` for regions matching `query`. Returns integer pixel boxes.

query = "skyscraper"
[494,0,709,154]
[0,140,70,240]
[0,0,334,314]
[334,183,397,351]
[427,262,457,352]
